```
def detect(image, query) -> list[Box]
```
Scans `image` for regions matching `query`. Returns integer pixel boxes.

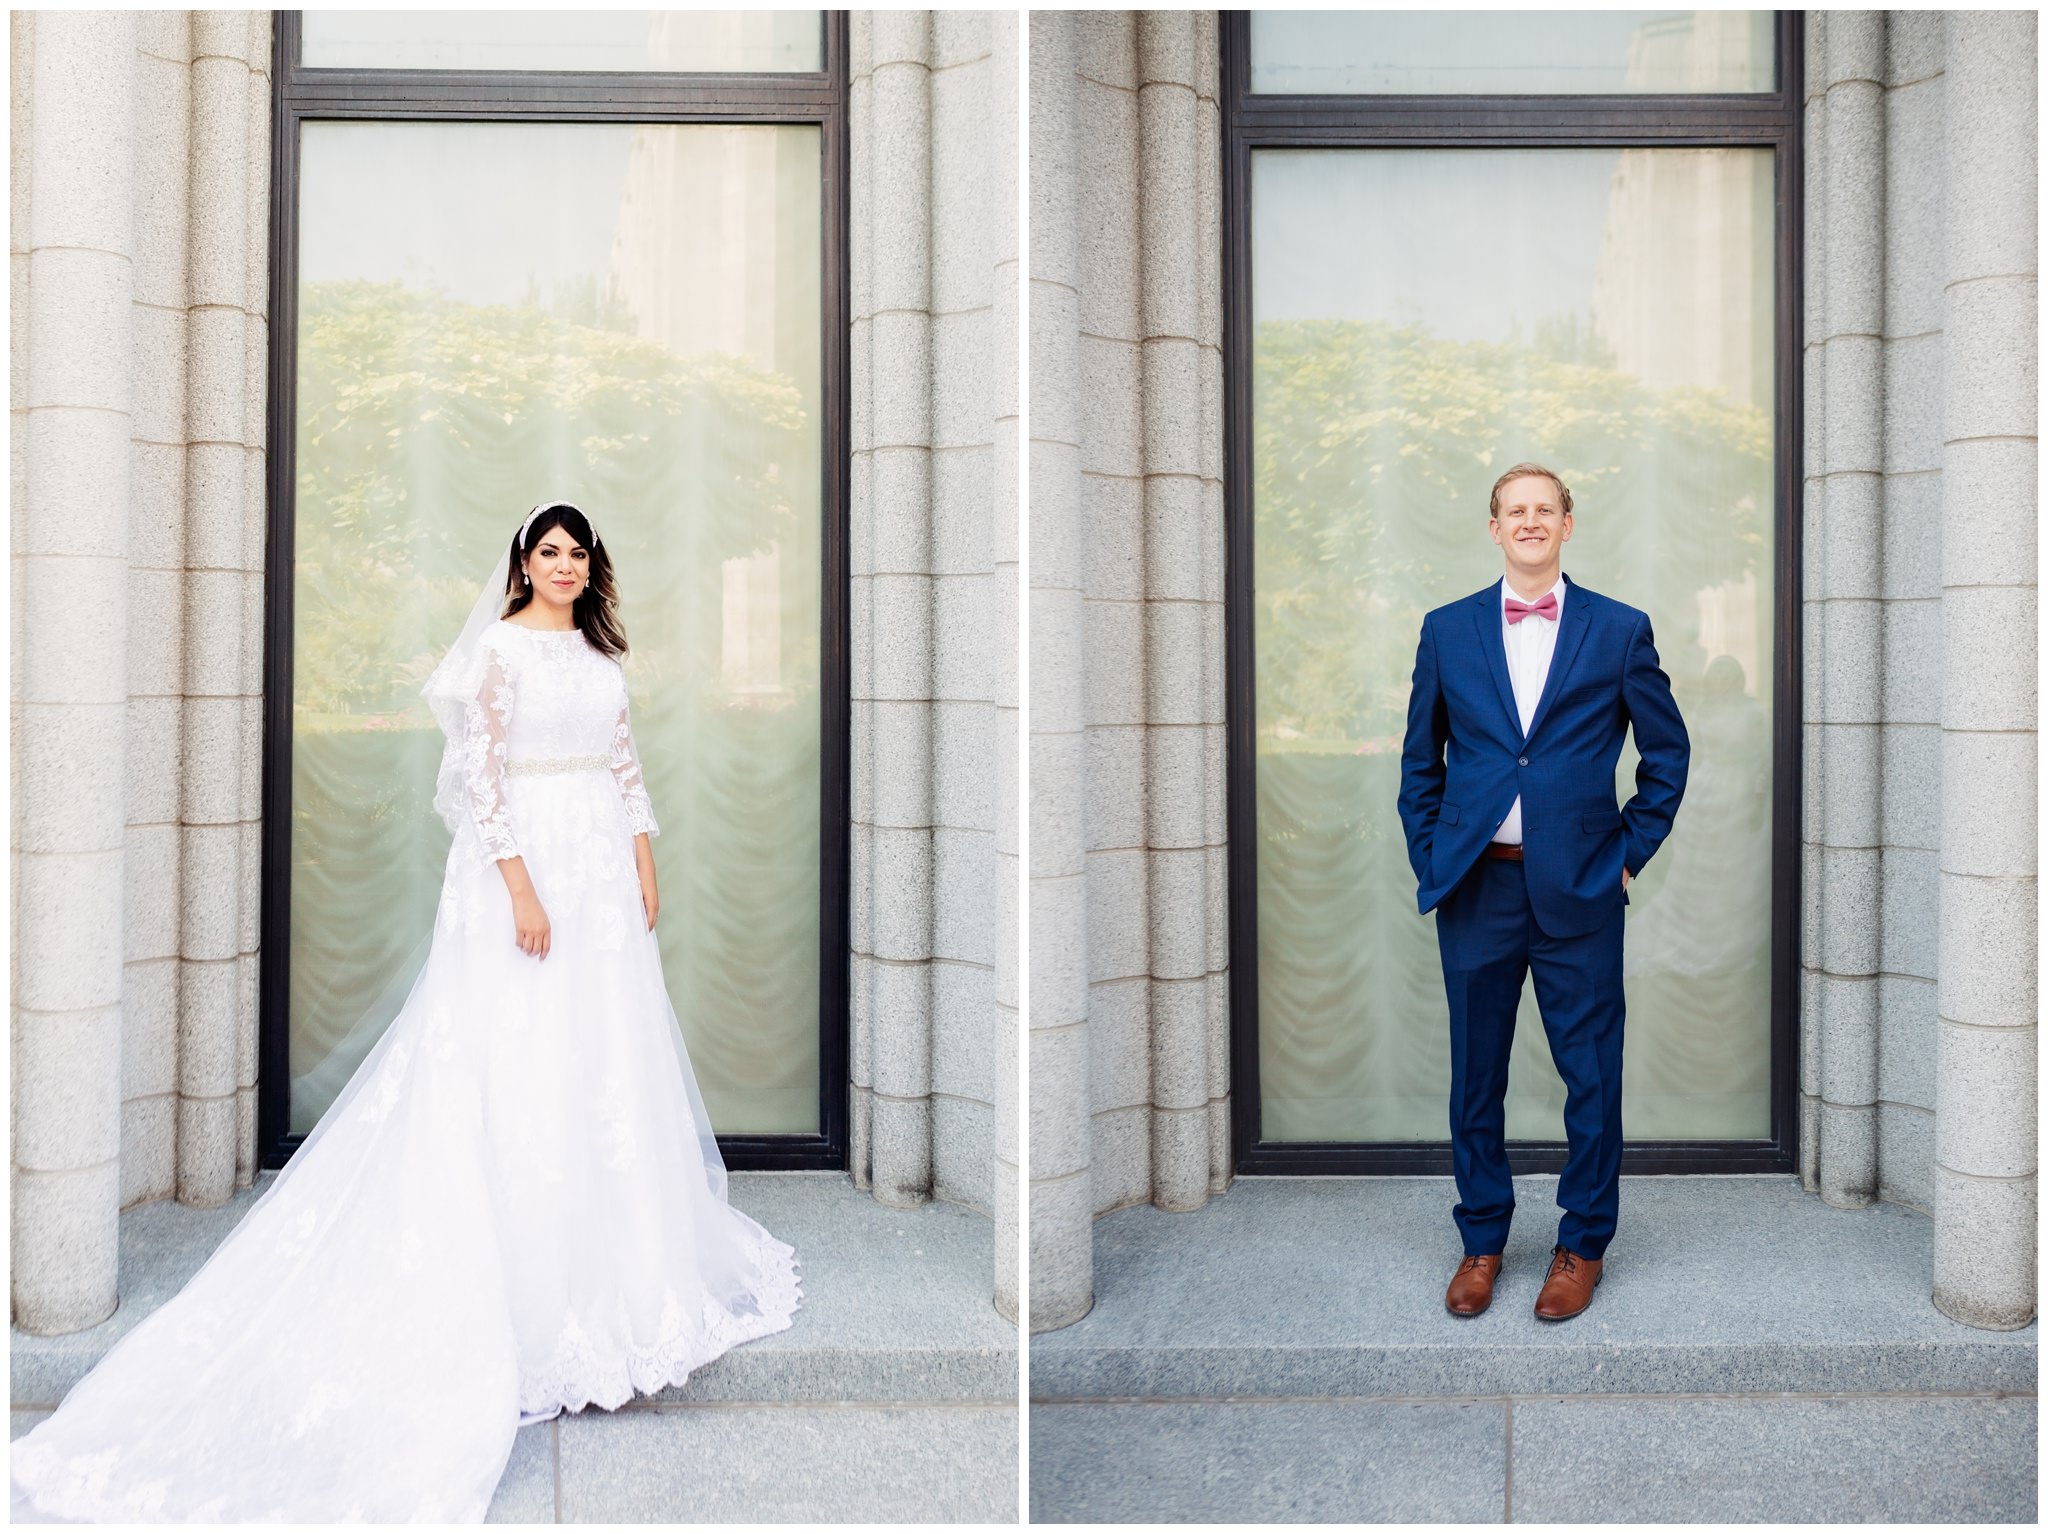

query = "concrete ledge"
[14,1173,1016,1410]
[1031,1177,2036,1400]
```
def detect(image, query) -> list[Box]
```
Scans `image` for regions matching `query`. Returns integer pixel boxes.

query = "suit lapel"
[1523,576,1592,745]
[1471,582,1522,740]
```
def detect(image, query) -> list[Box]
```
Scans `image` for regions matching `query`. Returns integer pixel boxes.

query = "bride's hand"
[635,835,659,930]
[512,889,551,959]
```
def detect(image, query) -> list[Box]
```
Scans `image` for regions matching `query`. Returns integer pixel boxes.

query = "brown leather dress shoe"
[1533,1244,1603,1321]
[1444,1254,1503,1317]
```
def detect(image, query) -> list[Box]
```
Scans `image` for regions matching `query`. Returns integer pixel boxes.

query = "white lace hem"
[516,1239,803,1418]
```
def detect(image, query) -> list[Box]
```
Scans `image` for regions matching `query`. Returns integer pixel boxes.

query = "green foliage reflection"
[293,278,808,723]
[1252,318,1770,754]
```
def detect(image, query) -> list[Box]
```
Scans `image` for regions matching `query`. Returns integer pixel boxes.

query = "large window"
[1223,12,1802,1174]
[262,12,849,1169]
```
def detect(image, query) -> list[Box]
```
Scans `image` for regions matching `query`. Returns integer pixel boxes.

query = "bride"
[12,501,803,1522]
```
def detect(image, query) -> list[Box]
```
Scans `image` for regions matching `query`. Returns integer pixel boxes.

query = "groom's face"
[1489,475,1572,575]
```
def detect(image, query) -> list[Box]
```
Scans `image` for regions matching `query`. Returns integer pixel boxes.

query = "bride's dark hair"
[501,503,628,659]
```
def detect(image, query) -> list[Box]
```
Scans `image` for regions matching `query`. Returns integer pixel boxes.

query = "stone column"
[1028,10,1227,1333]
[849,11,937,1210]
[850,15,1010,1284]
[174,10,266,1207]
[233,10,271,1189]
[113,9,269,1217]
[988,7,1022,1324]
[11,8,137,1334]
[120,5,195,1215]
[1027,9,1095,1332]
[1932,8,2037,1331]
[1800,10,1886,1209]
[1132,10,1227,1214]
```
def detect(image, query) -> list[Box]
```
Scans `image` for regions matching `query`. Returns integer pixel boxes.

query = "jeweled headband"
[518,500,600,550]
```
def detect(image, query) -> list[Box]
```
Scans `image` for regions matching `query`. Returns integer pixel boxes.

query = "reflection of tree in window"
[292,279,806,719]
[1251,317,1771,750]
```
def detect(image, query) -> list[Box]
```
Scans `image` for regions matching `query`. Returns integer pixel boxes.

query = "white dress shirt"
[1492,573,1567,846]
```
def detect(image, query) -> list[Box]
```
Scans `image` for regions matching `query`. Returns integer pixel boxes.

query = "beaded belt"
[504,754,608,777]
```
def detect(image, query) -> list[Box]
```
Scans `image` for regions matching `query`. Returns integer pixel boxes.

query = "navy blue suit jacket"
[1397,574,1690,939]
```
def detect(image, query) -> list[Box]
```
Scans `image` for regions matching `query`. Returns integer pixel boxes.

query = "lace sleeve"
[608,688,660,838]
[464,646,521,861]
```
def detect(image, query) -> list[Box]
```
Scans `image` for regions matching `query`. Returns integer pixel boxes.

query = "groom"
[1396,464,1688,1322]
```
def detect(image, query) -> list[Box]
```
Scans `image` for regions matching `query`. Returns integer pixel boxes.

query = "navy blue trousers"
[1434,855,1626,1261]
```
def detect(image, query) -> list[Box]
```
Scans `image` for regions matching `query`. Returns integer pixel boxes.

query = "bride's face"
[523,529,591,613]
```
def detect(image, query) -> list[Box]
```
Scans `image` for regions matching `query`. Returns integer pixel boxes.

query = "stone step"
[1029,1396,2035,1523]
[486,1402,1016,1523]
[14,1403,1021,1523]
[14,1173,1015,1411]
[1030,1176,2037,1401]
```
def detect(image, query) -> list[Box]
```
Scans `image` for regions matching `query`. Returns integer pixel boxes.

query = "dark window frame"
[1221,10,1805,1177]
[259,9,852,1172]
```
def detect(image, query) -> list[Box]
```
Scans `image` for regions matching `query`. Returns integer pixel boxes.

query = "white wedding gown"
[12,618,803,1522]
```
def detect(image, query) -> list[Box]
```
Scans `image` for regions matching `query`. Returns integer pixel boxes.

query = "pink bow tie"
[1505,592,1558,625]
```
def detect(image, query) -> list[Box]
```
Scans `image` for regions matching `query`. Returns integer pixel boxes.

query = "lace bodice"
[463,619,660,861]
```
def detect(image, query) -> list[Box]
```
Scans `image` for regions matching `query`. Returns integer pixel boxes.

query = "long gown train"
[11,618,802,1521]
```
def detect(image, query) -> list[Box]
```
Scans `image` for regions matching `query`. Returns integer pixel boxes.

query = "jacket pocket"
[1439,802,1461,826]
[1581,807,1623,833]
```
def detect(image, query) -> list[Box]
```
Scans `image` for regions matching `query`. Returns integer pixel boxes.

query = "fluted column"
[1132,10,1227,1214]
[1800,10,1886,1209]
[849,11,938,1210]
[173,10,266,1207]
[1932,8,2037,1332]
[11,8,137,1334]
[119,4,194,1215]
[1029,10,1227,1333]
[988,6,1022,1324]
[850,14,1009,1268]
[1026,8,1094,1332]
[235,12,271,1188]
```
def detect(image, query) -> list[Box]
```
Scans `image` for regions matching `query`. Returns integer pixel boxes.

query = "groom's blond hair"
[1489,463,1573,520]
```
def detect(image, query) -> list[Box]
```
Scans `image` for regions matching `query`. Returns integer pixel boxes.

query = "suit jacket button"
[1518,756,1529,766]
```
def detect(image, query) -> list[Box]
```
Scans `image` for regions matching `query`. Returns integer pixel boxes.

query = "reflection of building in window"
[602,113,818,707]
[722,543,787,697]
[1695,570,1762,697]
[1589,14,1773,409]
[645,10,814,72]
[606,119,813,374]
[1622,9,1771,93]
[1589,144,1771,409]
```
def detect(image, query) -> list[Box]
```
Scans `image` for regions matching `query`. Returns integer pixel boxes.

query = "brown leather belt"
[1484,842,1524,862]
